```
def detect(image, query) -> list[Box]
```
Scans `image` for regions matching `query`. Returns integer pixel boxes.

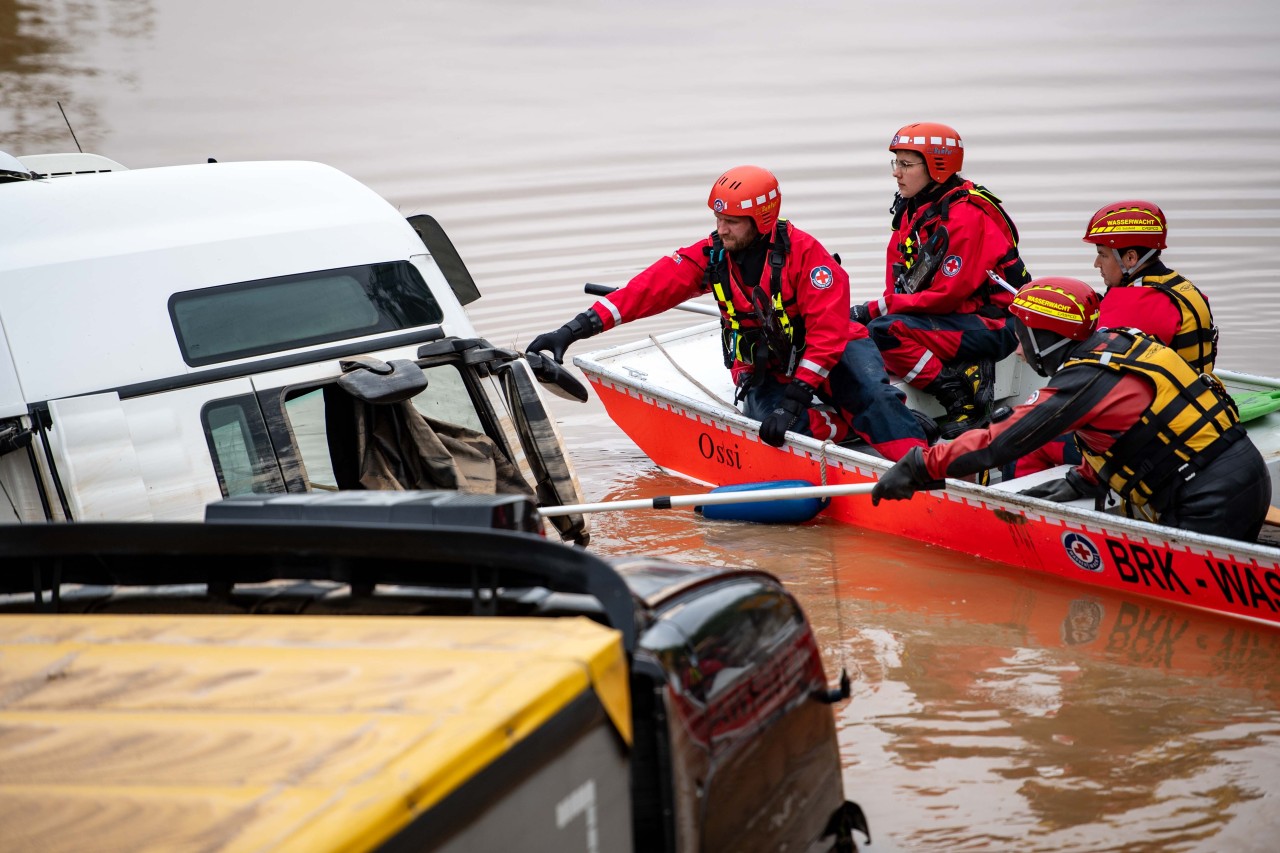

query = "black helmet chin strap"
[1032,334,1071,374]
[1019,323,1073,377]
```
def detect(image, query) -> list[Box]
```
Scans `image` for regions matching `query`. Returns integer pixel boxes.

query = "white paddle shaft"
[538,482,876,517]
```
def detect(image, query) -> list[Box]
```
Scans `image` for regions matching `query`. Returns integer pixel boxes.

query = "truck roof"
[2,160,420,275]
[0,612,630,853]
[0,161,466,410]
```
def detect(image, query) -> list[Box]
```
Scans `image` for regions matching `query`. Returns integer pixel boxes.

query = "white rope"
[648,334,741,412]
[819,440,834,486]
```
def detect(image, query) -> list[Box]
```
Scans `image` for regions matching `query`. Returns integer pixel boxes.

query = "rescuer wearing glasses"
[852,122,1031,440]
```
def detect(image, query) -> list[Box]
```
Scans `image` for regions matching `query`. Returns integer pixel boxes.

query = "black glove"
[733,370,757,406]
[759,381,815,447]
[910,408,940,445]
[871,446,941,505]
[1018,468,1099,503]
[850,302,872,325]
[526,310,603,364]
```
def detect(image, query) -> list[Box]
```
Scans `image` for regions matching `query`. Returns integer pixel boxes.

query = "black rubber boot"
[925,361,993,440]
[971,358,996,413]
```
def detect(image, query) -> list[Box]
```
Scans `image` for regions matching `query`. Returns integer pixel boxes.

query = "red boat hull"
[589,374,1280,628]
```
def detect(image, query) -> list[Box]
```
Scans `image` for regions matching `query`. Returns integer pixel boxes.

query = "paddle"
[538,480,875,518]
[585,282,720,318]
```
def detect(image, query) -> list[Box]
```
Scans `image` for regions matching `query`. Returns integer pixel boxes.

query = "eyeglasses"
[890,158,925,172]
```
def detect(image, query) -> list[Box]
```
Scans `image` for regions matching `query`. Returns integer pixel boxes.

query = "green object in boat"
[1234,389,1280,422]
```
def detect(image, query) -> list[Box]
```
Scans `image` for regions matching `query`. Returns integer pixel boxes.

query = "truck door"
[241,343,588,544]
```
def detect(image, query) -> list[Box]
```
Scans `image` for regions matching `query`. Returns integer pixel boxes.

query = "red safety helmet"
[1010,277,1100,341]
[890,122,964,183]
[707,165,781,233]
[1011,277,1101,377]
[1082,200,1168,250]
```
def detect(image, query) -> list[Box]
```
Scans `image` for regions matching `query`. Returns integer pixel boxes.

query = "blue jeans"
[744,338,925,459]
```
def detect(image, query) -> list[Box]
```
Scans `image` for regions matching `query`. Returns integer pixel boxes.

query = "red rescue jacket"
[588,222,855,390]
[869,181,1027,319]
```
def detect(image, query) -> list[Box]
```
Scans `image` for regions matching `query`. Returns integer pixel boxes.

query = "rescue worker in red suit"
[527,166,927,461]
[1011,200,1219,478]
[870,277,1270,543]
[851,122,1031,440]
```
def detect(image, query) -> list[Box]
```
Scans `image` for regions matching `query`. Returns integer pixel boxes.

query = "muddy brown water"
[4,1,1280,849]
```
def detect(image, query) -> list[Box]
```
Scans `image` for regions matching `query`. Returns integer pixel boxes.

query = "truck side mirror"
[524,351,589,403]
[337,357,428,403]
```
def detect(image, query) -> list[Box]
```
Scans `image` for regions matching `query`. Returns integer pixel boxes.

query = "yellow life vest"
[1139,270,1217,373]
[1066,330,1243,510]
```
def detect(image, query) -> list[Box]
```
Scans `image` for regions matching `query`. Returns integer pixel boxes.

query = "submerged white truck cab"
[0,154,588,542]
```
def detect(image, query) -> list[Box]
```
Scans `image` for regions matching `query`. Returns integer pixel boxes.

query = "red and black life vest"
[705,219,805,377]
[893,182,1030,310]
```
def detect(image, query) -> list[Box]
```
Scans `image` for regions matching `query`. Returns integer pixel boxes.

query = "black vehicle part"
[418,337,588,545]
[824,800,872,851]
[499,358,589,545]
[206,490,541,534]
[812,668,853,703]
[336,356,429,403]
[0,509,637,652]
[523,350,590,403]
[628,655,680,853]
[632,568,851,852]
[407,213,482,306]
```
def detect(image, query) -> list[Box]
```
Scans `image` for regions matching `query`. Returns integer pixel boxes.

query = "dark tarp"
[353,399,536,499]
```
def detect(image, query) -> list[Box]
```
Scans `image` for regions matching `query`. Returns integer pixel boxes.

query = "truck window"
[406,363,485,430]
[170,262,445,367]
[201,396,287,497]
[284,389,338,490]
[283,363,487,492]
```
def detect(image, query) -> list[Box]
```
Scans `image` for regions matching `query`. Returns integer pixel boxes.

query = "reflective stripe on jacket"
[591,221,851,389]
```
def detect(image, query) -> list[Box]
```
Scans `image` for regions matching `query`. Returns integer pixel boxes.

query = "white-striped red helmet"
[707,165,781,233]
[890,122,964,183]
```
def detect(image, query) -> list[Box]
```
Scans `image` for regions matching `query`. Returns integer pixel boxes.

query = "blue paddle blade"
[696,480,830,524]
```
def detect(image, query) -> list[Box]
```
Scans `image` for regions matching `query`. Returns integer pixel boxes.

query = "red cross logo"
[1062,532,1103,572]
[810,265,834,289]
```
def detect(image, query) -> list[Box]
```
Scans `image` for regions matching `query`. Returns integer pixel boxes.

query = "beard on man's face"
[721,226,759,252]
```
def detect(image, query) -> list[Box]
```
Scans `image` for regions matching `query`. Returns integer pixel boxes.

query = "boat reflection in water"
[581,463,1280,850]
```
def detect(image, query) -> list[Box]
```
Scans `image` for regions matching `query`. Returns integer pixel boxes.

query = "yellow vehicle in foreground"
[0,492,869,852]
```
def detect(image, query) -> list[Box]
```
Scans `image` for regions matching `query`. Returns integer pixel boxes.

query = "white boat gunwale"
[574,322,1280,617]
